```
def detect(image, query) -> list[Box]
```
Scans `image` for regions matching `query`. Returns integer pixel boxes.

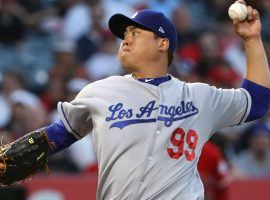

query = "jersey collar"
[136,75,171,86]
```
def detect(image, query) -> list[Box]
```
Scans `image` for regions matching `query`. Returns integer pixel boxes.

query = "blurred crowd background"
[0,0,270,199]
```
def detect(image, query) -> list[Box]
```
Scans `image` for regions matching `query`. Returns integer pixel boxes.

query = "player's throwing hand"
[233,0,261,41]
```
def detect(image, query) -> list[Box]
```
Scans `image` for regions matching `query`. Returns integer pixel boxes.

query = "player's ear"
[158,38,169,52]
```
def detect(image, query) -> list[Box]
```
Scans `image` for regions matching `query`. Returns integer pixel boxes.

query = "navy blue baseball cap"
[108,9,177,52]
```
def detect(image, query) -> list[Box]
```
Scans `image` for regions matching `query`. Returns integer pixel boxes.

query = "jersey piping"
[58,102,82,139]
[238,88,252,124]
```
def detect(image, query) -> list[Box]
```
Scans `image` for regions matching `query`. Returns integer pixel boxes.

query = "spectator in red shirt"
[198,141,231,200]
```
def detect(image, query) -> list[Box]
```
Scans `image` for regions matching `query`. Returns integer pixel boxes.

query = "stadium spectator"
[85,29,122,81]
[198,141,231,200]
[76,1,104,63]
[232,123,270,178]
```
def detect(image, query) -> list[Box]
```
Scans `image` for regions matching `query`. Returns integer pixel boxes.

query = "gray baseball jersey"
[57,74,251,200]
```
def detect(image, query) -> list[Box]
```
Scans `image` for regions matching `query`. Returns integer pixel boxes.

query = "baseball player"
[1,1,270,199]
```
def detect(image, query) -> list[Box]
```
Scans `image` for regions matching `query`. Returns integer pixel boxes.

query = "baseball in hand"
[228,2,247,21]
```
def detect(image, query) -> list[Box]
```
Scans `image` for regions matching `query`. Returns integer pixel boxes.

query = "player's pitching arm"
[231,0,270,122]
[233,0,270,87]
[243,29,270,88]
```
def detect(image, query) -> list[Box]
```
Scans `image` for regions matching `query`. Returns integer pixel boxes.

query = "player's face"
[118,26,161,72]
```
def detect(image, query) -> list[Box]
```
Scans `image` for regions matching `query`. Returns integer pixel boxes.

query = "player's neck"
[132,72,167,79]
[132,67,168,79]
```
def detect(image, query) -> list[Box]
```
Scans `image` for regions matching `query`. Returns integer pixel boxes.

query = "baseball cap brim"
[108,14,152,40]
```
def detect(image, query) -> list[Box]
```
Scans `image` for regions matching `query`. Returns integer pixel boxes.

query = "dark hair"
[167,50,174,67]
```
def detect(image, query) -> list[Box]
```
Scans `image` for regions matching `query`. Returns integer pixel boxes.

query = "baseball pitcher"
[1,1,270,199]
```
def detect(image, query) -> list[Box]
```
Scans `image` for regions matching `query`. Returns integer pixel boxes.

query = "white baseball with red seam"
[228,2,247,21]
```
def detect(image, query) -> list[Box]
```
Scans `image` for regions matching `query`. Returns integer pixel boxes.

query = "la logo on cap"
[159,27,165,33]
[131,11,139,19]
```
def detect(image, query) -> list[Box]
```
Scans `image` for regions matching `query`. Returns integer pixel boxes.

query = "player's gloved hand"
[0,130,50,185]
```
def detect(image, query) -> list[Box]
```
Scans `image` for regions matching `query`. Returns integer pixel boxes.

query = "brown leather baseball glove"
[0,129,50,185]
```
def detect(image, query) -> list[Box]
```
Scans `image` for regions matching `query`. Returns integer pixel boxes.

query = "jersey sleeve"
[57,85,93,139]
[209,86,251,132]
[241,79,270,122]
